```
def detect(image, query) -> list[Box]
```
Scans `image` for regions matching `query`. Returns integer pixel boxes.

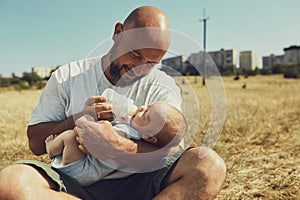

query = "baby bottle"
[102,88,137,122]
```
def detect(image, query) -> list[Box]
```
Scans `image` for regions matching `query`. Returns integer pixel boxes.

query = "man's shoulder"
[52,56,102,83]
[142,68,178,88]
[145,68,173,81]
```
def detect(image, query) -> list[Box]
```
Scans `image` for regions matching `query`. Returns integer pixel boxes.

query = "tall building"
[185,52,205,75]
[262,45,300,68]
[187,52,203,68]
[208,49,237,73]
[239,51,258,71]
[161,55,187,75]
[262,54,284,68]
[283,45,300,65]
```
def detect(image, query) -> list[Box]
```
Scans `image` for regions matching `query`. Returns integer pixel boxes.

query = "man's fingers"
[84,100,113,121]
[97,111,114,121]
[84,103,111,114]
[94,103,112,113]
[85,96,108,106]
[78,144,90,155]
[75,135,82,144]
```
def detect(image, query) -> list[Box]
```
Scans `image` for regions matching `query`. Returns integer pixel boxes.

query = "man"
[0,6,226,200]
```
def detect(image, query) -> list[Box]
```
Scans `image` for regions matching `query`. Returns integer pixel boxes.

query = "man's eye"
[130,52,142,60]
[146,62,156,67]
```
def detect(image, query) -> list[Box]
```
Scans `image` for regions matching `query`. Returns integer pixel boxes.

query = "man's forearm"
[135,140,180,154]
[27,116,76,155]
[134,140,159,153]
[114,139,180,171]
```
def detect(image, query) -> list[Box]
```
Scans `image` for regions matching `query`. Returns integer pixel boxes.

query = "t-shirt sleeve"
[29,73,68,125]
[146,72,182,111]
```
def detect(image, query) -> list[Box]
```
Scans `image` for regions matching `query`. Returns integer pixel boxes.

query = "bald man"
[0,6,226,200]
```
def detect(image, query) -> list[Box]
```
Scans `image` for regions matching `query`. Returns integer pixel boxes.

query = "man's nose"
[131,64,146,76]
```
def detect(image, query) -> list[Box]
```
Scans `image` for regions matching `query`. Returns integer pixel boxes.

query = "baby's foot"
[45,135,56,158]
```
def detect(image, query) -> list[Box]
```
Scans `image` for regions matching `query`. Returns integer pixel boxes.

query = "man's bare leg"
[45,130,85,165]
[155,146,226,200]
[0,164,79,200]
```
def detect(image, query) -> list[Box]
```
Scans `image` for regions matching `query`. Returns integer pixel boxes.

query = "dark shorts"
[16,148,189,200]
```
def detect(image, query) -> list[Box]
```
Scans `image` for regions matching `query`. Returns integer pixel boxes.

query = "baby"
[45,101,187,186]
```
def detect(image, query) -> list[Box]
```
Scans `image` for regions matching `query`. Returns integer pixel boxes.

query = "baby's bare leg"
[45,130,85,166]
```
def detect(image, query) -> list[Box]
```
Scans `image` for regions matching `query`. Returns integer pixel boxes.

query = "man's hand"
[84,96,114,121]
[74,115,178,173]
[74,115,135,159]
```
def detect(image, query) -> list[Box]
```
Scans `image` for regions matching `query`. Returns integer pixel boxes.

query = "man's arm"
[75,118,179,167]
[27,116,76,156]
[28,96,114,156]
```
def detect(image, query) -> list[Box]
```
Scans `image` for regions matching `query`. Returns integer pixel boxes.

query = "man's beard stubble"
[109,62,140,87]
[109,62,122,84]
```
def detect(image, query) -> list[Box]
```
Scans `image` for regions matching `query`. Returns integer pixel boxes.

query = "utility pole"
[199,9,209,86]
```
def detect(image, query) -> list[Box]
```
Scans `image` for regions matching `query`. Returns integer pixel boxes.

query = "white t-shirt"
[29,56,182,126]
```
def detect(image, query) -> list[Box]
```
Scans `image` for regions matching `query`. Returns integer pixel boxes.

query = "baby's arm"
[45,129,85,165]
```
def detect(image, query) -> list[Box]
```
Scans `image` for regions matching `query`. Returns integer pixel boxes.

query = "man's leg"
[155,146,226,200]
[0,164,79,200]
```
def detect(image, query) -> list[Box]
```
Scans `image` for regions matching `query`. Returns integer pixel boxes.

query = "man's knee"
[185,147,227,183]
[0,164,49,198]
[0,164,25,184]
[0,164,27,198]
[182,147,226,198]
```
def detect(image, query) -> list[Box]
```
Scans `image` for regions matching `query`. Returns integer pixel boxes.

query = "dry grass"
[177,75,300,200]
[0,75,299,199]
[0,90,49,167]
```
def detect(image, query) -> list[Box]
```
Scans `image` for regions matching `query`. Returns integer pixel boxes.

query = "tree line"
[0,71,49,90]
[1,63,299,90]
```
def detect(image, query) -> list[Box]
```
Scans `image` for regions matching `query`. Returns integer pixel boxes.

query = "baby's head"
[130,102,187,147]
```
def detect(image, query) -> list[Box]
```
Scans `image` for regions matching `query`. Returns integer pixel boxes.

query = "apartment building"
[283,45,300,65]
[262,54,284,68]
[161,55,187,75]
[208,49,237,73]
[262,45,300,68]
[239,51,258,71]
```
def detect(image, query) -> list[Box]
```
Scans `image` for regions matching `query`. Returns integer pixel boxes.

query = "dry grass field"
[0,75,299,199]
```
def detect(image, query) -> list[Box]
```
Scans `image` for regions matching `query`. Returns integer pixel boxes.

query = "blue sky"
[1,0,299,77]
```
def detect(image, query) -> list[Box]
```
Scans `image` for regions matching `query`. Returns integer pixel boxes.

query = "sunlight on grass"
[0,75,299,199]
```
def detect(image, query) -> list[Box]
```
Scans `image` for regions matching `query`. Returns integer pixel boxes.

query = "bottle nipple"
[102,88,137,122]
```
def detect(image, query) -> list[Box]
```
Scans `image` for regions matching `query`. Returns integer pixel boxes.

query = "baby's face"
[130,103,167,138]
[130,105,151,127]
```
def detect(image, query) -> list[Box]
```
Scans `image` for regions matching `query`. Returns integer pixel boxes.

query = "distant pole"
[200,9,209,86]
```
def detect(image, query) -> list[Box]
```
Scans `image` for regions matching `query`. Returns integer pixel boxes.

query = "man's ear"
[112,22,123,41]
[143,136,158,144]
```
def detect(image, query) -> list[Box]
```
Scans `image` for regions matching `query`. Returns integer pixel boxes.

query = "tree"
[21,71,42,86]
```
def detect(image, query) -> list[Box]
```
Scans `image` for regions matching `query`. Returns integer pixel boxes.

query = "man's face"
[109,48,165,86]
[108,28,168,86]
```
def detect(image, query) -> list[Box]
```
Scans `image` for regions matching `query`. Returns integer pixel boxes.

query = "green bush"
[21,72,42,86]
[14,82,30,91]
[261,68,272,75]
[36,81,46,89]
[0,77,10,87]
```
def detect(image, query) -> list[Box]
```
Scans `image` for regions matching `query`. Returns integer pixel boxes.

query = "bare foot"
[45,135,57,158]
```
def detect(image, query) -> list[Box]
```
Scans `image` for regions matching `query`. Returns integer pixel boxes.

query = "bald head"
[123,6,170,30]
[105,6,171,86]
